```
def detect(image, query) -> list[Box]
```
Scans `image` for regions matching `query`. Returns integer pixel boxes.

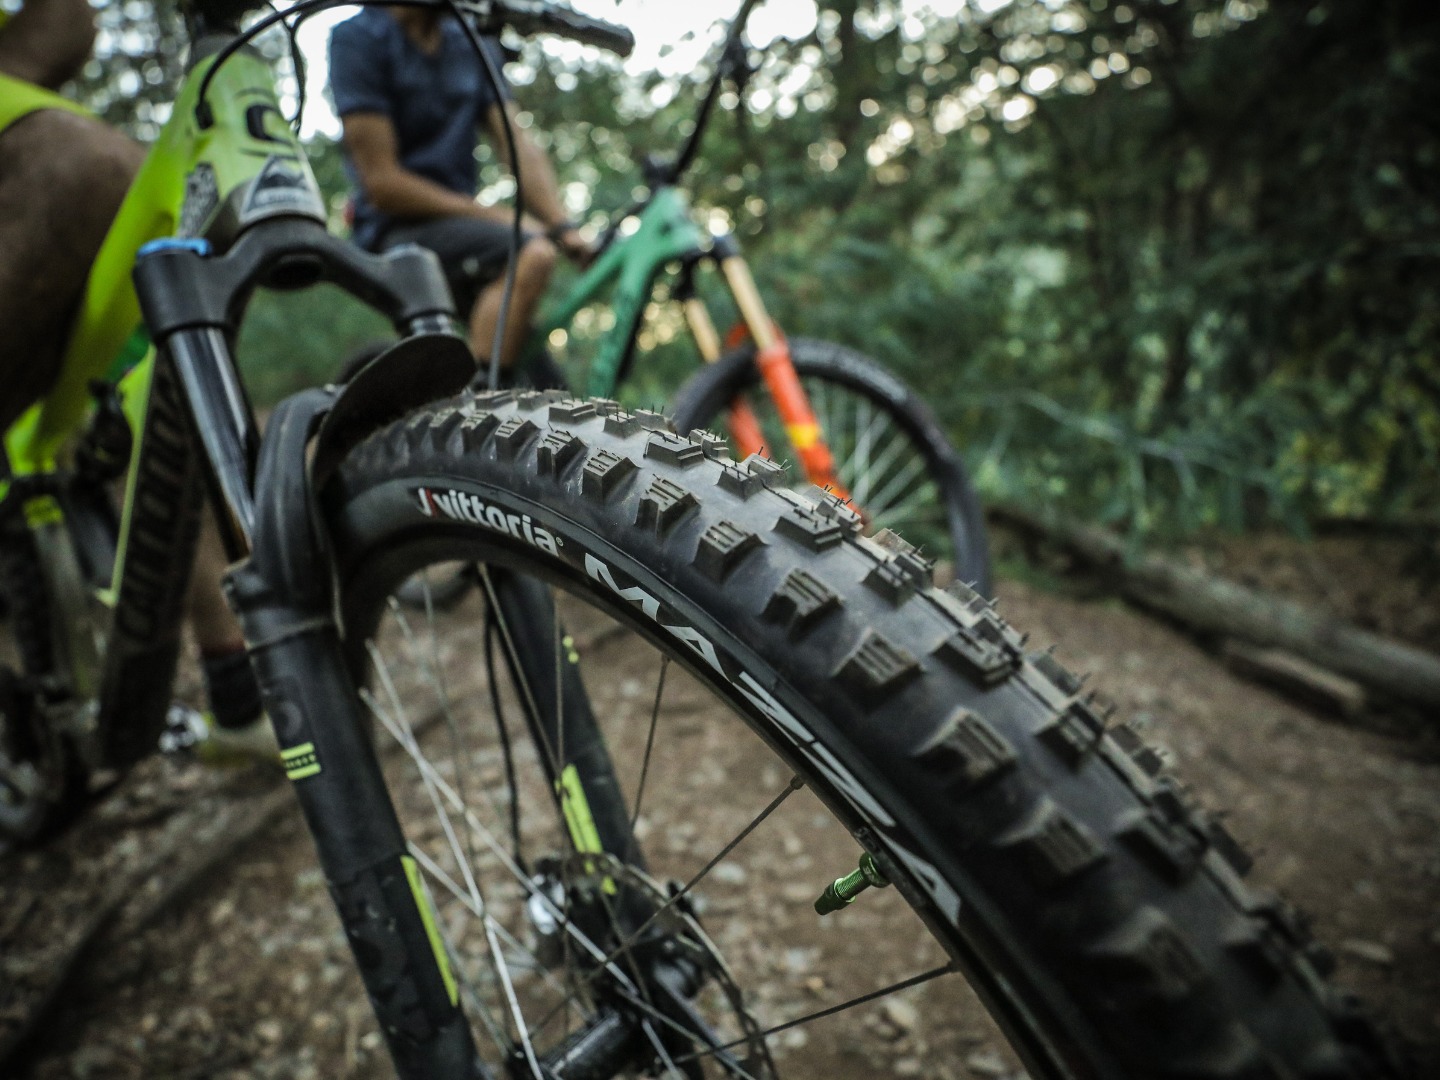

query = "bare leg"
[467,235,558,367]
[181,509,269,754]
[185,510,244,655]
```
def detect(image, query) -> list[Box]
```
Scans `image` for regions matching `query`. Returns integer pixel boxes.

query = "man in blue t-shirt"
[329,6,587,373]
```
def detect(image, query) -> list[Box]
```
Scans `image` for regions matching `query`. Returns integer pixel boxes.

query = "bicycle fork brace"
[222,375,699,1080]
[137,223,715,1077]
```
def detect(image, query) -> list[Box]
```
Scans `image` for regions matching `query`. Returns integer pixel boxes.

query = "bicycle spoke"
[369,612,511,844]
[383,576,771,1077]
[362,676,485,917]
[423,581,492,891]
[486,913,546,1078]
[671,963,960,1068]
[864,451,932,520]
[363,646,518,1059]
[370,696,656,1001]
[531,773,803,1035]
[633,773,802,948]
[405,846,516,1052]
[813,378,835,455]
[406,841,567,1008]
[850,396,875,502]
[622,1002,764,1080]
[407,594,492,896]
[629,654,669,840]
[857,418,913,493]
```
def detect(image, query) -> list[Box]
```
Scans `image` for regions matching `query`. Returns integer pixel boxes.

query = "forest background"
[63,0,1440,541]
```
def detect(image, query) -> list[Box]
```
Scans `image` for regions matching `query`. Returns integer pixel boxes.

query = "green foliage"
[66,0,188,137]
[234,286,391,403]
[73,0,1440,535]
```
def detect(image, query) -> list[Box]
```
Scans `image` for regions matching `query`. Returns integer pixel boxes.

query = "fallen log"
[991,505,1440,712]
[1219,641,1368,719]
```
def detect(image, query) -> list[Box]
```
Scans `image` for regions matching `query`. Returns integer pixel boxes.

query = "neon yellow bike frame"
[3,45,323,483]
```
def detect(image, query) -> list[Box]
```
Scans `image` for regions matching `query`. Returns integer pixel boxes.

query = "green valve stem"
[814,852,890,915]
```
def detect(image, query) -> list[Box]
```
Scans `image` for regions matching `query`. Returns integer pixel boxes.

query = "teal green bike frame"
[533,186,707,400]
[529,182,851,496]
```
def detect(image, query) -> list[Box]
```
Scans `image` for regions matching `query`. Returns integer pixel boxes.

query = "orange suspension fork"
[716,256,850,500]
[682,296,768,461]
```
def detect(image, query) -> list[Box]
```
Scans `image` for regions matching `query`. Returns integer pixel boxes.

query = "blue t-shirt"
[329,9,510,250]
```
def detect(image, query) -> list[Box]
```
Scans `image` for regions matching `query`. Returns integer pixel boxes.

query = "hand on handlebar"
[553,226,595,267]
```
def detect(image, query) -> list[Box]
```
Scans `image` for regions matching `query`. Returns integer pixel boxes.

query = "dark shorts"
[377,215,534,315]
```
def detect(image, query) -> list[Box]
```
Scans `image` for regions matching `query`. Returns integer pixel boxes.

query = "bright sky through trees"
[291,0,980,137]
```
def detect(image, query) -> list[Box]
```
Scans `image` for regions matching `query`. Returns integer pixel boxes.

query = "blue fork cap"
[137,237,213,258]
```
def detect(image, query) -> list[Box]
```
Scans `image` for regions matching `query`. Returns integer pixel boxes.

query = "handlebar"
[189,0,632,59]
[456,0,634,58]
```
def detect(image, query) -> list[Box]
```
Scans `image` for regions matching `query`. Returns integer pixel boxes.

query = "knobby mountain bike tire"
[669,337,991,596]
[322,389,1397,1079]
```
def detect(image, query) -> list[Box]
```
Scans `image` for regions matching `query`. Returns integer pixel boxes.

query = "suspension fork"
[677,260,768,461]
[134,230,486,1079]
[703,243,850,500]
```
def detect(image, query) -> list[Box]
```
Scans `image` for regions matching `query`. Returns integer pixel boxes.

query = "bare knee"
[515,236,558,295]
[0,112,142,426]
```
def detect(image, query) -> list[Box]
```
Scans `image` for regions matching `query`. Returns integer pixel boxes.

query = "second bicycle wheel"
[323,389,1394,1079]
[669,337,991,594]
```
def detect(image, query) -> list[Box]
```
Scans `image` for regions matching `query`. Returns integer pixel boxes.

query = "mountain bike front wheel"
[317,388,1395,1080]
[669,337,991,595]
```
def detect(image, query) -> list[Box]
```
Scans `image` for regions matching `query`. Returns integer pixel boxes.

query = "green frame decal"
[281,741,321,781]
[402,855,460,1007]
[556,763,619,895]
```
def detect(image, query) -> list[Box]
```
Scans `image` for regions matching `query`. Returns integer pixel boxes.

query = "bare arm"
[487,102,567,229]
[340,111,510,224]
[486,102,590,260]
[0,0,96,89]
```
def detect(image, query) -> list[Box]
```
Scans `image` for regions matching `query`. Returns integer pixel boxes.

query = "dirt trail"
[2,576,1436,1079]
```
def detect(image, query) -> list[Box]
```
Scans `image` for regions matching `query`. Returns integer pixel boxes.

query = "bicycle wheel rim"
[333,526,1035,1079]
